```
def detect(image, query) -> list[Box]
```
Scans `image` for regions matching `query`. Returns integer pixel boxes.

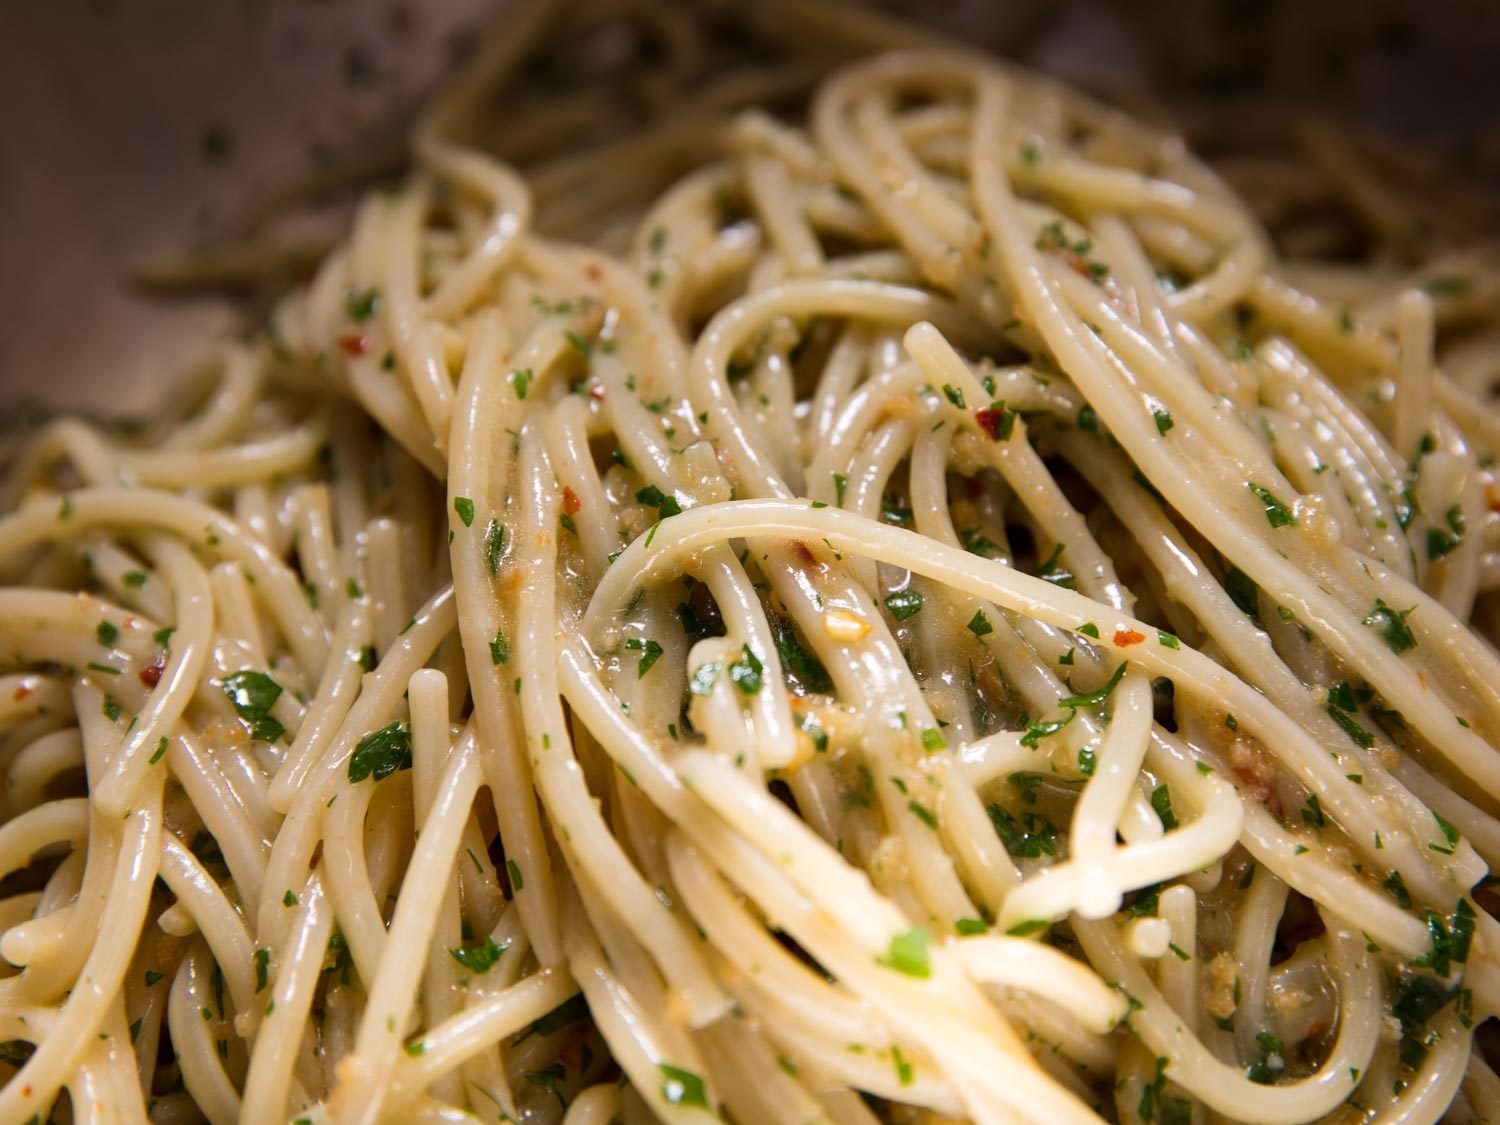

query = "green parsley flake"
[728,645,763,694]
[624,637,664,677]
[1363,598,1416,654]
[345,287,379,321]
[1150,784,1178,831]
[347,722,412,783]
[221,671,285,742]
[636,484,683,518]
[483,520,506,575]
[659,1063,709,1109]
[885,589,924,621]
[449,937,506,974]
[1247,483,1297,528]
[879,927,931,978]
[689,661,720,696]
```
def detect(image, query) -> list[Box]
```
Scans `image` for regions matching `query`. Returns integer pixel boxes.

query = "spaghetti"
[1,2,1499,1122]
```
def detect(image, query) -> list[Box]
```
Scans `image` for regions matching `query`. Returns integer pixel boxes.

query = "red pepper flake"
[1113,627,1145,647]
[790,540,817,566]
[561,486,582,515]
[588,384,606,400]
[584,262,603,282]
[13,684,31,702]
[338,334,368,357]
[139,659,165,688]
[975,404,1016,441]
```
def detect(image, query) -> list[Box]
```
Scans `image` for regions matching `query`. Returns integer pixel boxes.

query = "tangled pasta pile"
[2,2,1500,1122]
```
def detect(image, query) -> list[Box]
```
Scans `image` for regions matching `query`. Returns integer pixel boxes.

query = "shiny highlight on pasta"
[1,2,1499,1123]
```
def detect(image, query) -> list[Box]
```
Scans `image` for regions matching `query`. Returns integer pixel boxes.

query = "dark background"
[2,0,1497,412]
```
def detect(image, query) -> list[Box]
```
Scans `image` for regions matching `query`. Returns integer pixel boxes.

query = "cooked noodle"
[2,2,1499,1122]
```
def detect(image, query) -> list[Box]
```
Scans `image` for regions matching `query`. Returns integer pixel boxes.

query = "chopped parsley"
[1247,483,1296,528]
[1150,785,1178,831]
[624,637,664,677]
[770,617,832,694]
[728,645,763,694]
[347,722,412,783]
[636,484,682,518]
[1363,599,1416,654]
[483,520,506,575]
[489,627,510,665]
[1059,660,1129,710]
[1138,1056,1190,1122]
[1383,869,1412,910]
[221,671,285,742]
[1035,544,1074,589]
[879,927,931,978]
[1301,794,1326,829]
[1410,900,1475,977]
[885,589,924,620]
[988,804,1058,859]
[659,1063,709,1109]
[1327,704,1374,748]
[907,799,938,829]
[689,661,720,696]
[344,287,379,322]
[518,994,589,1043]
[449,937,507,974]
[975,402,1017,441]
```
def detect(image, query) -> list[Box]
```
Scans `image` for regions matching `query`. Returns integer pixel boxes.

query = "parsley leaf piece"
[879,927,931,977]
[348,722,412,783]
[1247,483,1297,528]
[449,937,507,974]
